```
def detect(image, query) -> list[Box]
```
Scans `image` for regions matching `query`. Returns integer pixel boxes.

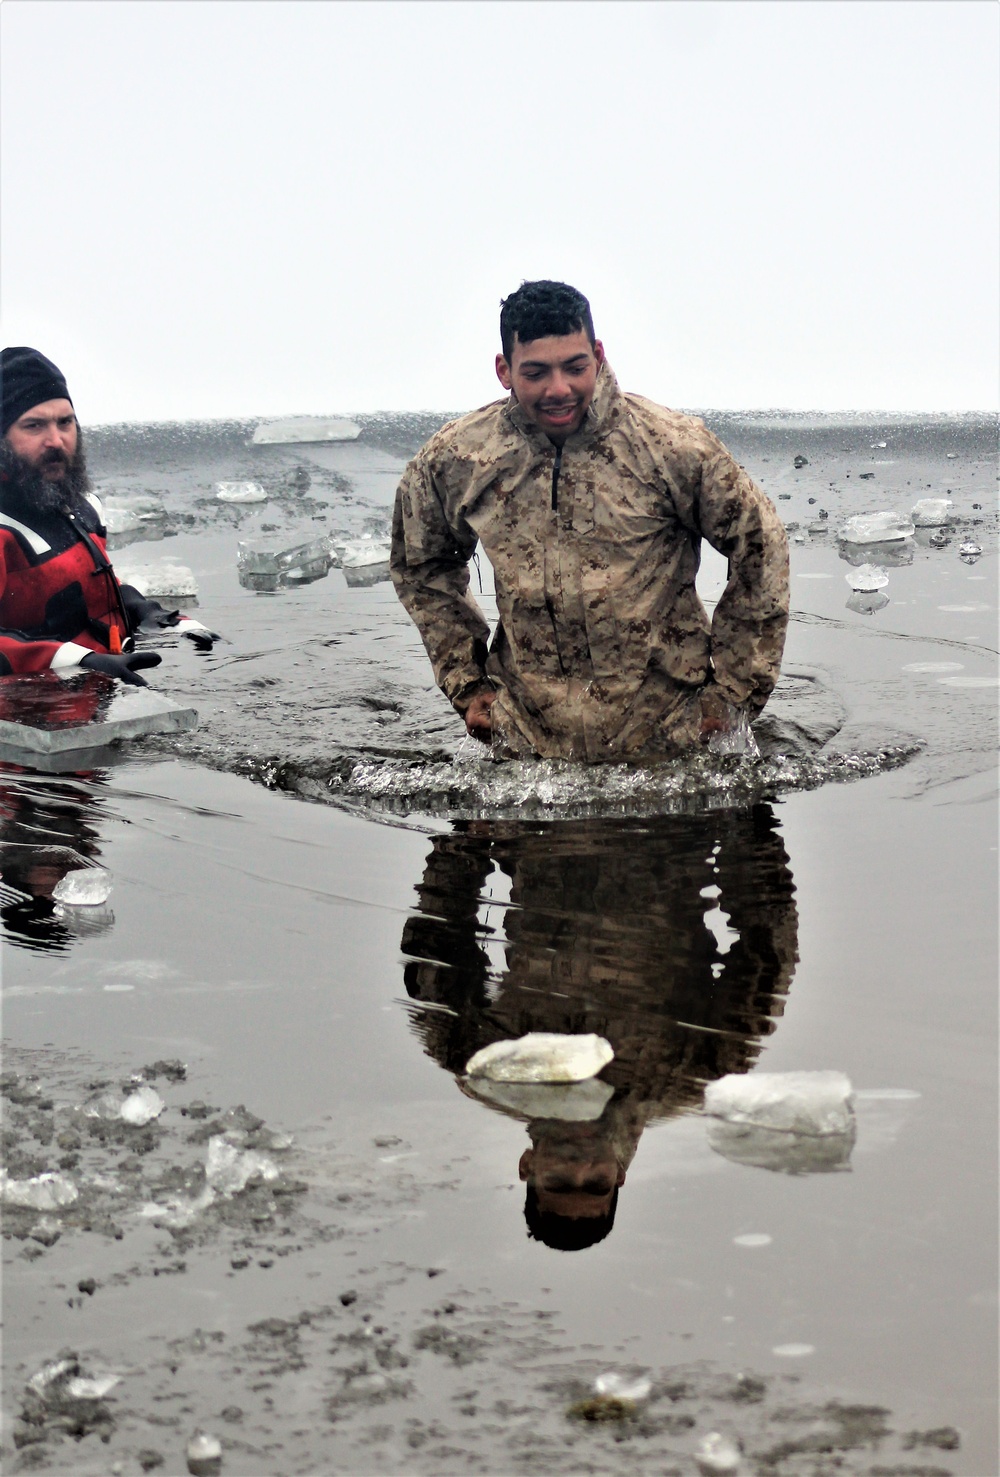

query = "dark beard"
[0,432,92,517]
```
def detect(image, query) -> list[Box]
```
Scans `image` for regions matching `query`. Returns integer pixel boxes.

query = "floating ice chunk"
[594,1372,651,1402]
[114,559,198,600]
[465,1032,614,1083]
[334,536,393,568]
[772,1343,815,1358]
[958,540,983,563]
[462,1075,614,1121]
[911,497,953,526]
[903,661,963,674]
[102,495,167,534]
[217,481,267,503]
[928,529,950,548]
[204,1134,279,1195]
[342,560,391,588]
[838,510,914,544]
[1,1169,79,1210]
[120,1084,165,1126]
[251,415,360,444]
[708,1119,855,1174]
[237,537,330,591]
[733,1233,772,1247]
[186,1430,223,1475]
[845,563,888,592]
[870,441,887,449]
[52,867,112,906]
[845,590,890,615]
[695,1431,743,1474]
[28,1357,78,1396]
[704,1070,854,1136]
[67,1375,121,1399]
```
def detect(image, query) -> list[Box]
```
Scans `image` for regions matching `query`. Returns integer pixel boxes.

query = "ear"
[593,339,606,368]
[496,353,513,391]
[518,1148,533,1182]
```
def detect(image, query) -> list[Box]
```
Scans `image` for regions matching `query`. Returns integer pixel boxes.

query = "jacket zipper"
[551,445,563,512]
[547,445,566,673]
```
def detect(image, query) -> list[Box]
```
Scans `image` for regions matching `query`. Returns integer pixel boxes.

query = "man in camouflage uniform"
[391,281,789,760]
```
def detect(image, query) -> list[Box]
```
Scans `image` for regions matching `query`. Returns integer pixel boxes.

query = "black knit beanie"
[1,347,73,436]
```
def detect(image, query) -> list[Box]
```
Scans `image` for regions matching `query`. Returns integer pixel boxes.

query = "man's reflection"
[0,764,112,951]
[401,805,798,1250]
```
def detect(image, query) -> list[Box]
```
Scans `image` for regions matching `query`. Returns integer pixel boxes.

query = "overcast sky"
[2,1,997,423]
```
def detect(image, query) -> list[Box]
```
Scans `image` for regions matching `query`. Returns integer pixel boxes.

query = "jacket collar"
[503,360,624,450]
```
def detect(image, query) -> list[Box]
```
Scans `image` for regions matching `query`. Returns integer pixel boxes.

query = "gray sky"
[2,1,997,423]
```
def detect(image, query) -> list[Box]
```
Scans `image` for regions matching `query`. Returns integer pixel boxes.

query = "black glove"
[174,617,220,650]
[80,651,163,687]
[118,586,179,632]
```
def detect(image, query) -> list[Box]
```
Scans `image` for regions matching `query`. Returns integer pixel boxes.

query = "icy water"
[1,412,997,1475]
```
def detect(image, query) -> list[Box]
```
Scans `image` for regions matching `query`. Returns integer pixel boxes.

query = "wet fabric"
[0,493,132,674]
[391,363,789,759]
[401,808,798,1129]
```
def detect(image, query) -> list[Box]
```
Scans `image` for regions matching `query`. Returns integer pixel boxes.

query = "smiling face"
[495,330,605,444]
[5,399,78,480]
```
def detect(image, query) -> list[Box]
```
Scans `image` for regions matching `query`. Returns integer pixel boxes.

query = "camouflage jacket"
[391,363,789,760]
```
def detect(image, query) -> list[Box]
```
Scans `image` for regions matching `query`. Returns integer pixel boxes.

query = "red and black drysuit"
[0,490,155,676]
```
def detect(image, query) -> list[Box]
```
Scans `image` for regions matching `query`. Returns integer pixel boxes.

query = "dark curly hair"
[524,1183,619,1251]
[500,280,596,361]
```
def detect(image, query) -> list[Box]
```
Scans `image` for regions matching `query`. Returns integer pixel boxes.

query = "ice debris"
[139,1134,280,1226]
[120,1084,165,1126]
[703,1070,854,1136]
[217,481,267,503]
[594,1371,651,1402]
[251,415,359,445]
[845,563,888,592]
[237,537,330,591]
[102,494,167,534]
[52,866,112,906]
[910,497,953,526]
[205,1135,280,1195]
[333,536,392,568]
[114,559,198,600]
[465,1032,614,1083]
[84,1085,163,1124]
[186,1430,223,1475]
[958,539,983,563]
[67,1375,121,1399]
[462,1075,614,1122]
[1,1169,79,1210]
[838,510,914,544]
[846,590,890,615]
[695,1431,743,1474]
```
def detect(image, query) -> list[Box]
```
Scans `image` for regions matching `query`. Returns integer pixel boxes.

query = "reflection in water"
[0,766,113,952]
[401,805,798,1250]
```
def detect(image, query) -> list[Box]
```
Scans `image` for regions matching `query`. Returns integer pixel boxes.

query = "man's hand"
[464,689,497,742]
[174,617,219,651]
[80,651,162,687]
[698,685,737,743]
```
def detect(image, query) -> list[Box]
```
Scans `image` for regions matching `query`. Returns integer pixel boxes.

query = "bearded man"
[1,346,213,684]
[391,280,789,759]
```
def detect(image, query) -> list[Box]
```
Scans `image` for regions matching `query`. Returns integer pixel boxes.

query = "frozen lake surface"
[1,411,996,1475]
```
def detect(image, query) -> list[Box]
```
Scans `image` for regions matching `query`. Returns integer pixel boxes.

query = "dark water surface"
[1,413,997,1475]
